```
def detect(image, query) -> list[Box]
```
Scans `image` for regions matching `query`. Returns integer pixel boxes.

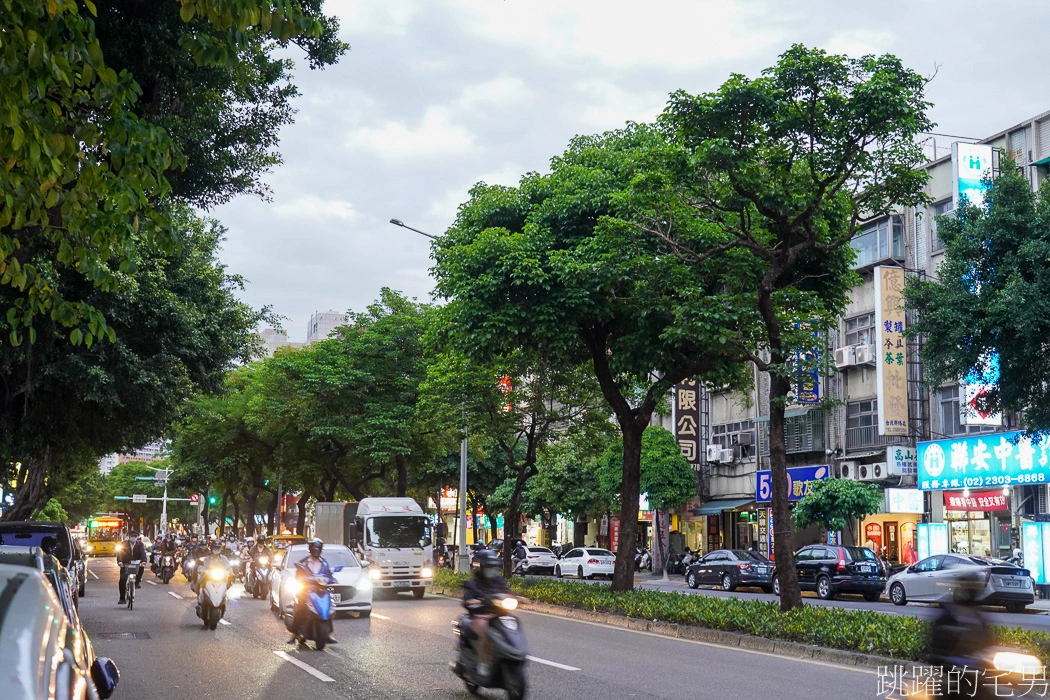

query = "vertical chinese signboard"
[875,266,908,436]
[674,379,701,470]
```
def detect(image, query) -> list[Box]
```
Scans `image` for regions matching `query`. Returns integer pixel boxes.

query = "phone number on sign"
[963,473,1047,487]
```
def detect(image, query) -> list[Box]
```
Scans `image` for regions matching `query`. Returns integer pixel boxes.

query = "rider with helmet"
[194,538,229,592]
[287,538,337,646]
[463,549,512,678]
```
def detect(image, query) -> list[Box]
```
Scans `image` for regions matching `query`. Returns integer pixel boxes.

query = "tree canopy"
[793,479,884,544]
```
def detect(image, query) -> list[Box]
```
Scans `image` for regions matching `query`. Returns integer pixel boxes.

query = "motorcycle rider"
[927,571,995,697]
[197,538,230,587]
[287,538,337,647]
[116,532,147,603]
[512,540,529,575]
[463,549,512,678]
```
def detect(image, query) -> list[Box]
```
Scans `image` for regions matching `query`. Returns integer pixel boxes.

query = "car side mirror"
[907,565,916,573]
[91,657,119,699]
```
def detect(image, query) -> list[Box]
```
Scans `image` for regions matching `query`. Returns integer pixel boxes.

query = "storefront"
[943,490,1008,556]
[687,498,752,554]
[860,487,923,565]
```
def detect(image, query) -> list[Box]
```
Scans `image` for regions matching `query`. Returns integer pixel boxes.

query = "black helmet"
[475,549,500,577]
[308,538,323,557]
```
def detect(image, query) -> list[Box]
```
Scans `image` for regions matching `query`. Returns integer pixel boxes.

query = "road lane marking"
[168,591,183,600]
[371,613,390,620]
[219,619,231,626]
[88,571,99,580]
[519,609,876,675]
[526,655,579,671]
[147,580,158,586]
[273,651,334,682]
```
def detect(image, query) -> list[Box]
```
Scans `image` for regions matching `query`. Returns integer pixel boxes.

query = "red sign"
[943,490,1008,512]
[190,494,199,505]
[609,516,621,552]
[864,523,883,552]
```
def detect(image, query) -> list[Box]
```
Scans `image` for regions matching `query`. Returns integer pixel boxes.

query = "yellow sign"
[874,266,908,436]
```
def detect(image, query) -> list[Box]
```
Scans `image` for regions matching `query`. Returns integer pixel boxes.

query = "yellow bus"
[84,515,127,557]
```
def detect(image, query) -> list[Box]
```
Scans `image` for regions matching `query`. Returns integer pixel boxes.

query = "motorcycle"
[245,553,271,600]
[451,595,528,700]
[182,553,199,583]
[229,552,245,581]
[884,646,1044,699]
[665,552,685,575]
[159,553,176,584]
[195,561,230,630]
[285,572,335,651]
[634,546,651,572]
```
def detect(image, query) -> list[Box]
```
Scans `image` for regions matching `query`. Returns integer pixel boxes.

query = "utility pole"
[457,426,469,573]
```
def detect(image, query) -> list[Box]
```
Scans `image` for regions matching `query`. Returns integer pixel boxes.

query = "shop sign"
[943,490,1008,512]
[952,141,994,210]
[673,379,702,469]
[865,523,883,551]
[439,487,458,513]
[917,431,1050,490]
[826,531,840,546]
[887,446,917,476]
[609,516,620,552]
[875,266,909,436]
[1021,522,1050,584]
[917,522,949,560]
[600,514,609,537]
[885,488,924,514]
[755,465,829,503]
[758,509,769,558]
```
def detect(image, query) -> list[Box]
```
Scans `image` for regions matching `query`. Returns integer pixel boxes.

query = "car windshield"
[529,548,552,554]
[732,550,768,562]
[0,529,70,561]
[365,516,432,549]
[586,549,612,556]
[844,547,877,561]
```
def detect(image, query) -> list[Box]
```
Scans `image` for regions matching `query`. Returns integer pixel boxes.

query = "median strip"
[273,650,334,682]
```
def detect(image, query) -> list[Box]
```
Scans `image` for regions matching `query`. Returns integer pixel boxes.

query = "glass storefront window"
[947,514,992,556]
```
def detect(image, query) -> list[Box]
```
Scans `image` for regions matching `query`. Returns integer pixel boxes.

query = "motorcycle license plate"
[394,580,411,588]
[331,593,342,603]
[500,616,518,630]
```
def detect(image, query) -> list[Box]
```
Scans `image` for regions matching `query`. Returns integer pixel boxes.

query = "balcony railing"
[845,425,912,451]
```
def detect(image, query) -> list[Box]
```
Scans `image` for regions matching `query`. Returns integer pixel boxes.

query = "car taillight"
[528,555,538,559]
[837,560,847,572]
[588,558,601,564]
[738,563,751,571]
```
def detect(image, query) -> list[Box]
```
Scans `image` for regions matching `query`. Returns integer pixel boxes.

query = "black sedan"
[685,549,774,592]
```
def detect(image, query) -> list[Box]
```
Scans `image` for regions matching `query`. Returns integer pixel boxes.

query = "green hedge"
[434,569,1050,664]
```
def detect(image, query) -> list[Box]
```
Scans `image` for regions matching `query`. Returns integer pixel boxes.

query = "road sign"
[190,494,199,505]
[132,494,147,504]
[134,476,154,481]
[155,469,169,483]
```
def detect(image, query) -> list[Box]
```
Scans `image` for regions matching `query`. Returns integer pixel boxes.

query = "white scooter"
[196,561,230,630]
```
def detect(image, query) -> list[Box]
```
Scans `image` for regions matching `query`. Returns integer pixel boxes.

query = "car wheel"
[889,582,907,606]
[816,576,834,600]
[686,572,699,589]
[773,577,781,597]
[721,574,735,592]
[1005,602,1027,614]
[863,590,881,602]
[578,566,584,580]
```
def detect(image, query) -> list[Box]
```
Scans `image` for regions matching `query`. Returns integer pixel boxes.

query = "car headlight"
[500,597,518,611]
[258,557,269,566]
[285,579,303,594]
[993,651,1043,676]
[206,568,226,581]
[421,567,433,578]
[368,568,381,581]
[358,578,372,591]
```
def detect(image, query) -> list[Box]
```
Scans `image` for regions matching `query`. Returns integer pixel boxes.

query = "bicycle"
[124,560,142,610]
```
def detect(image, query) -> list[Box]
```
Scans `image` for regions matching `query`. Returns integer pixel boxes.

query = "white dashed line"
[168,591,183,600]
[219,619,231,626]
[370,613,390,620]
[88,571,99,580]
[146,580,158,586]
[273,651,335,682]
[526,655,580,671]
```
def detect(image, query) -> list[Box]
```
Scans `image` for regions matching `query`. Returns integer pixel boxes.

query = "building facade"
[259,327,306,357]
[306,311,348,342]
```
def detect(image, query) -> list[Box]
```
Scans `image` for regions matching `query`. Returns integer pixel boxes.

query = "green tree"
[656,45,933,609]
[906,161,1050,432]
[32,498,69,523]
[432,126,748,591]
[793,479,884,545]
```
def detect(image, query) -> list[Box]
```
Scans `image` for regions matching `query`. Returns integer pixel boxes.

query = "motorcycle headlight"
[186,560,196,569]
[285,579,303,594]
[500,597,518,611]
[421,567,433,578]
[993,651,1043,676]
[368,568,381,581]
[206,568,226,581]
[258,557,269,566]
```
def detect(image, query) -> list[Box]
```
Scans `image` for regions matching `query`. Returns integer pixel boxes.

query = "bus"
[84,514,127,557]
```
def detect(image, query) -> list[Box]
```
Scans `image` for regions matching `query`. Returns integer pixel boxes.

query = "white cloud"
[346,106,476,159]
[455,75,535,111]
[572,80,665,131]
[823,30,896,58]
[272,195,359,222]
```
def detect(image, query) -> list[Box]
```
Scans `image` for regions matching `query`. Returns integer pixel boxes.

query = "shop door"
[885,522,898,563]
[735,522,751,550]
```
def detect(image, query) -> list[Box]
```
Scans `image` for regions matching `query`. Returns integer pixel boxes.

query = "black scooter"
[451,595,529,700]
[245,553,271,599]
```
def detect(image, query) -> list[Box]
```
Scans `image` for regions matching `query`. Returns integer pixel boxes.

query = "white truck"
[314,498,433,598]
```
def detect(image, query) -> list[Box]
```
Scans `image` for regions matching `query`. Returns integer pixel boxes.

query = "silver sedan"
[886,554,1034,613]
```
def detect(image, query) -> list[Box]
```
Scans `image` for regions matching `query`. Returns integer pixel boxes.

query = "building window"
[844,312,875,347]
[712,420,756,458]
[847,399,877,431]
[939,386,996,437]
[851,216,905,268]
[930,200,954,252]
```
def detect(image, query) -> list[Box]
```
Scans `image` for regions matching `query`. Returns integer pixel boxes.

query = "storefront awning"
[690,498,754,516]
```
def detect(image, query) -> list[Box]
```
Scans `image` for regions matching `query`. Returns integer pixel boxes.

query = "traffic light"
[264,479,269,486]
[208,495,217,505]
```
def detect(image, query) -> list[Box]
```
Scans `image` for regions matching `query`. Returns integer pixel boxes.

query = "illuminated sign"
[917,431,1050,490]
[755,465,829,503]
[674,379,701,469]
[885,488,923,514]
[952,142,994,210]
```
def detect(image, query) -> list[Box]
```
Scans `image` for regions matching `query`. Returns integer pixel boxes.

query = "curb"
[431,586,902,671]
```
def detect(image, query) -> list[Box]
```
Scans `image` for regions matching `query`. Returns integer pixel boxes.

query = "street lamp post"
[389,218,470,572]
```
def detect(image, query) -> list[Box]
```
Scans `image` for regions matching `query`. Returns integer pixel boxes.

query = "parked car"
[516,546,558,575]
[0,521,84,602]
[0,562,119,700]
[270,543,372,618]
[470,539,527,569]
[685,549,774,592]
[886,554,1035,613]
[773,544,886,601]
[555,547,615,579]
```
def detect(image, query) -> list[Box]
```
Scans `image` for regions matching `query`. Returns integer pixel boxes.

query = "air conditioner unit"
[834,346,856,370]
[706,444,723,462]
[737,432,754,446]
[837,460,858,479]
[859,462,888,481]
[719,448,736,463]
[854,344,875,365]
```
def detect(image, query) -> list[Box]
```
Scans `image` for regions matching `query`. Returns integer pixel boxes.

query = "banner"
[874,266,909,436]
[953,142,994,210]
[673,379,702,469]
[755,465,829,503]
[943,490,1009,512]
[917,430,1050,490]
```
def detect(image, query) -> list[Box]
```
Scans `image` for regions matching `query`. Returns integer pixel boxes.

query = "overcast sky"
[211,0,1050,341]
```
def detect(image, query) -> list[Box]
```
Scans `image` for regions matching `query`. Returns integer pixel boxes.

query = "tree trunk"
[768,372,803,611]
[231,494,241,537]
[395,454,408,498]
[1,448,52,521]
[295,492,309,535]
[218,491,230,537]
[244,487,260,538]
[612,420,645,592]
[265,491,278,536]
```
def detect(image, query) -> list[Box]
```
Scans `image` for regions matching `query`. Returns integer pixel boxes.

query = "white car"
[270,544,372,618]
[555,548,615,579]
[516,547,558,575]
[886,554,1035,612]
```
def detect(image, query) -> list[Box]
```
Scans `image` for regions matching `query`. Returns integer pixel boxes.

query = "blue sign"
[756,465,830,503]
[917,431,1050,491]
[917,523,948,560]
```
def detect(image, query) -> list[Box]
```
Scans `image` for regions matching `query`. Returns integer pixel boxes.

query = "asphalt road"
[79,558,881,700]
